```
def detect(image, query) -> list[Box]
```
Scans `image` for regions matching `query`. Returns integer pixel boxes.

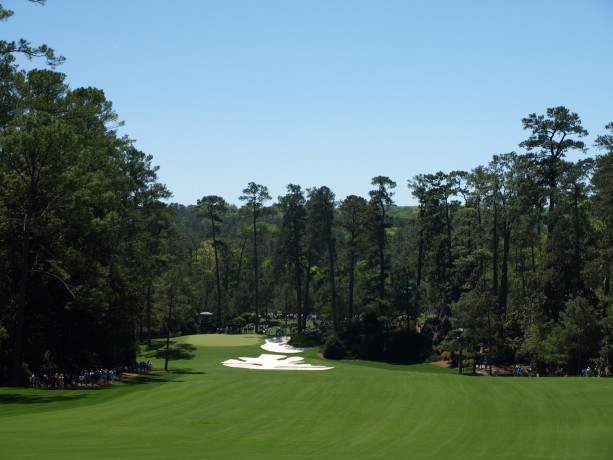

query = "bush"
[289,333,324,348]
[420,316,451,346]
[425,353,443,363]
[321,323,434,365]
[359,332,385,361]
[383,330,431,364]
[322,332,347,360]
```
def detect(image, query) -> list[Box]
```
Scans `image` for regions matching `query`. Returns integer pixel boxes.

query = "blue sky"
[5,0,613,205]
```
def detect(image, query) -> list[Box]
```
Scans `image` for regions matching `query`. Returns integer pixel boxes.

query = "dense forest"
[1,2,612,385]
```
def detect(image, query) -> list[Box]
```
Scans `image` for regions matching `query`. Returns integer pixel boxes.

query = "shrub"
[383,330,431,364]
[359,332,385,361]
[322,332,347,360]
[425,353,442,363]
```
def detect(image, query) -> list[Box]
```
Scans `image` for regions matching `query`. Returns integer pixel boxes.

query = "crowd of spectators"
[580,366,607,377]
[28,361,153,389]
[510,365,610,377]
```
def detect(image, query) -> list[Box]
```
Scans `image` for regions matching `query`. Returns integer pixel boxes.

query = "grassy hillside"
[1,334,611,459]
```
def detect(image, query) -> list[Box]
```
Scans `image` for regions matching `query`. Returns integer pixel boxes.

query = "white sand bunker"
[260,336,309,354]
[222,354,333,371]
[222,337,333,371]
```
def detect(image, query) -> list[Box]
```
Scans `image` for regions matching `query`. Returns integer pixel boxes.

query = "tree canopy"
[1,3,612,385]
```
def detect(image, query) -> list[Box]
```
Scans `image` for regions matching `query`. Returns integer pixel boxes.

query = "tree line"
[0,1,172,385]
[158,115,612,374]
[1,2,612,385]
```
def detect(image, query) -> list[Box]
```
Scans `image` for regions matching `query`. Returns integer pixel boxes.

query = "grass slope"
[1,334,612,459]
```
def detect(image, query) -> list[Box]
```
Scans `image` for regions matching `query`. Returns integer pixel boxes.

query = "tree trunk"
[235,235,246,293]
[492,202,499,297]
[327,236,338,330]
[416,227,424,287]
[303,254,311,332]
[444,198,453,268]
[378,218,386,300]
[11,215,32,386]
[499,222,511,317]
[294,247,302,332]
[348,247,356,319]
[212,215,222,324]
[10,184,34,387]
[252,207,260,329]
[572,184,582,297]
[164,287,173,372]
[146,283,152,347]
[547,167,557,235]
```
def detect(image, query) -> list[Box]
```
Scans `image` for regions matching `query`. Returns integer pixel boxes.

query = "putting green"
[184,333,262,347]
[1,334,611,459]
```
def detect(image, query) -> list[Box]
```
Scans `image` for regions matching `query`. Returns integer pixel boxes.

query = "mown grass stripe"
[1,334,612,459]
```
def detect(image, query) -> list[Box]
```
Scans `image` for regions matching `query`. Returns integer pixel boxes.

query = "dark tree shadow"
[120,373,179,385]
[142,341,197,361]
[0,393,92,404]
[168,368,205,375]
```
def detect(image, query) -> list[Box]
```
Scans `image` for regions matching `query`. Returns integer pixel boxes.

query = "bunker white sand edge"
[260,336,309,354]
[221,336,333,370]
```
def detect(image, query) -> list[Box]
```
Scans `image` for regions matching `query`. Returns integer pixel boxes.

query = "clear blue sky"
[5,0,613,206]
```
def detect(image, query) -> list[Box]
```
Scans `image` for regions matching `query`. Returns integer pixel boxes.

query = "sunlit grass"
[1,334,611,459]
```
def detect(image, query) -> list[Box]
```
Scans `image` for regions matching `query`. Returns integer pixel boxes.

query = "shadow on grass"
[120,373,179,385]
[167,368,205,375]
[0,392,92,404]
[142,340,197,361]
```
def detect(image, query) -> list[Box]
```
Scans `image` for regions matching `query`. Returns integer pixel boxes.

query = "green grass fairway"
[1,335,612,459]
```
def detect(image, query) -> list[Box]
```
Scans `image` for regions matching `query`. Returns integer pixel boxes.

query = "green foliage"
[288,332,324,348]
[383,330,431,364]
[323,318,431,365]
[322,331,347,360]
[1,7,613,384]
[0,62,170,384]
[359,332,385,361]
[0,1,64,67]
[420,315,451,346]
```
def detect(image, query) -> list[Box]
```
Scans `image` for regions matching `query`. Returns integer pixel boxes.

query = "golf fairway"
[1,334,611,459]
